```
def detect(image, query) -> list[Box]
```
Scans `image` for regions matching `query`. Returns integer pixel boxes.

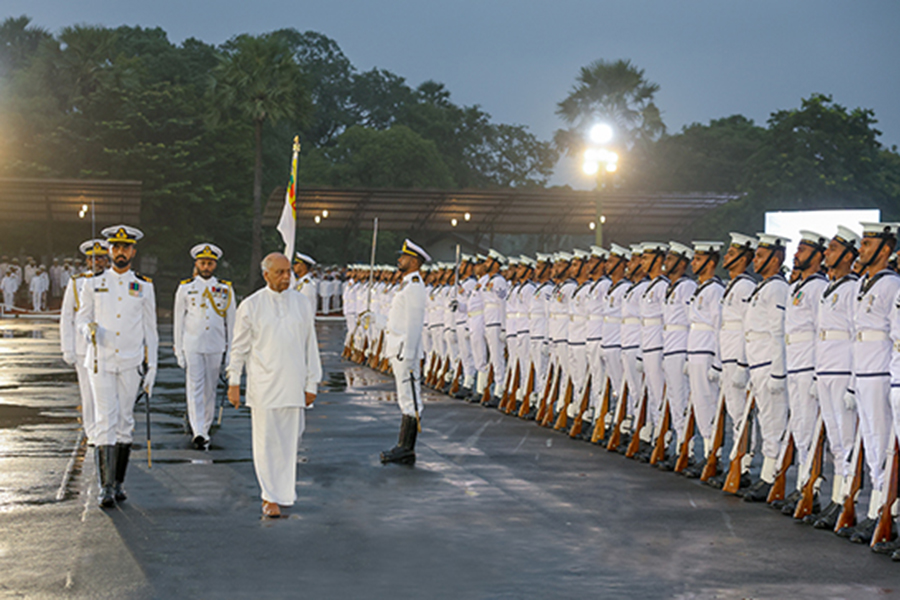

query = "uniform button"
[118,297,122,301]
[116,332,120,336]
[115,349,119,353]
[116,314,120,318]
[206,327,209,330]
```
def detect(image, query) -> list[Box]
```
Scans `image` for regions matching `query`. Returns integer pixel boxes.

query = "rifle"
[793,416,826,520]
[569,374,592,438]
[649,399,671,465]
[517,363,536,418]
[449,361,463,395]
[590,376,612,444]
[674,405,696,473]
[606,380,629,451]
[700,391,730,481]
[871,437,899,547]
[625,387,649,458]
[503,361,522,414]
[835,427,864,532]
[480,365,494,405]
[552,376,575,430]
[541,372,567,427]
[535,363,556,422]
[722,396,756,494]
[499,362,514,411]
[766,433,795,504]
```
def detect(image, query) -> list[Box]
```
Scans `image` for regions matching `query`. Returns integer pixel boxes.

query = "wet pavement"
[0,319,898,599]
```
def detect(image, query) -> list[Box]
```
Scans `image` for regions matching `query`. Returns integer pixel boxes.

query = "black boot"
[742,479,773,502]
[848,517,878,544]
[633,441,653,463]
[380,415,418,465]
[681,461,705,479]
[811,501,842,529]
[871,538,900,555]
[452,387,470,400]
[771,489,801,512]
[97,445,117,508]
[114,443,131,502]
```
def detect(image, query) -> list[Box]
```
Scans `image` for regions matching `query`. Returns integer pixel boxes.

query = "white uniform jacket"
[385,271,427,362]
[173,276,236,360]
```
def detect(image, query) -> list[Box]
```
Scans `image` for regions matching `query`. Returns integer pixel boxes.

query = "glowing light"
[464,212,471,221]
[451,218,458,227]
[589,221,596,230]
[582,161,599,175]
[322,210,329,218]
[600,215,607,224]
[608,151,619,164]
[314,215,321,224]
[589,123,614,145]
[606,163,617,173]
[81,204,88,211]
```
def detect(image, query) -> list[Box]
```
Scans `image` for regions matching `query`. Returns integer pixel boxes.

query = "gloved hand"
[732,367,749,389]
[449,300,459,313]
[540,343,550,359]
[767,375,786,394]
[63,352,76,366]
[636,358,644,374]
[176,352,186,370]
[144,365,157,398]
[707,367,720,383]
[809,381,819,401]
[682,360,690,375]
[844,389,858,412]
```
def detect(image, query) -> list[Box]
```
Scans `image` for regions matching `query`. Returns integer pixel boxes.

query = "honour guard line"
[344,223,900,562]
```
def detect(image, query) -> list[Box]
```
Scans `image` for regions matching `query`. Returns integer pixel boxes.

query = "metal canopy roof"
[263,186,739,244]
[0,178,142,224]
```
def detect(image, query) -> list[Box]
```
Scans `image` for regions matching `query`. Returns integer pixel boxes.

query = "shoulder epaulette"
[135,273,152,283]
[411,275,422,283]
[74,272,93,279]
[220,279,232,286]
[180,277,194,285]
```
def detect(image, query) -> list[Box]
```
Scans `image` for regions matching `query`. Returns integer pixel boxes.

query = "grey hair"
[260,252,288,274]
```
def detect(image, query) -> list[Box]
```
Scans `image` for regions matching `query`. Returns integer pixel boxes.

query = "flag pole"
[366,217,378,314]
[277,136,301,261]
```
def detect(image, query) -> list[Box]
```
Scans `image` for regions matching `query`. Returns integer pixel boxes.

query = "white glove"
[541,343,550,359]
[809,381,818,401]
[844,390,858,412]
[636,358,644,374]
[767,375,786,393]
[732,367,749,389]
[63,352,76,366]
[176,352,186,370]
[707,367,720,383]
[682,361,690,375]
[144,365,157,398]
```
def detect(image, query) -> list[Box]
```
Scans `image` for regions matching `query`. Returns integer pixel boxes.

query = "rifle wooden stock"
[449,361,463,395]
[437,356,450,388]
[871,437,899,547]
[535,363,555,422]
[700,393,728,481]
[766,434,795,504]
[674,405,696,473]
[590,377,612,444]
[518,364,536,418]
[499,363,514,410]
[539,366,562,425]
[723,396,756,495]
[835,430,865,532]
[424,353,436,386]
[649,400,671,465]
[369,332,383,368]
[569,375,593,437]
[793,418,826,520]
[553,377,575,430]
[625,387,648,458]
[480,365,494,405]
[504,361,522,414]
[606,381,629,451]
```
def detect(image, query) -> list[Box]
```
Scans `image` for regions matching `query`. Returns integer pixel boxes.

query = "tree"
[554,59,665,161]
[0,15,50,78]
[208,33,310,288]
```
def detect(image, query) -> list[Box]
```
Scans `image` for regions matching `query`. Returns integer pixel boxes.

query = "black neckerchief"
[822,273,859,300]
[691,276,724,301]
[590,275,611,293]
[857,269,898,301]
[665,275,693,302]
[748,273,786,303]
[722,272,756,302]
[574,280,592,296]
[626,276,650,298]
[791,271,827,297]
[607,278,630,296]
[534,281,552,294]
[642,275,669,299]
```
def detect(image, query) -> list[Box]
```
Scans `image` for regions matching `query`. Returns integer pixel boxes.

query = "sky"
[6,1,900,188]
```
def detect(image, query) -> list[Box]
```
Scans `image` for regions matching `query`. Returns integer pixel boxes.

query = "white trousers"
[857,376,892,492]
[748,365,788,461]
[687,354,718,446]
[621,348,642,419]
[531,340,549,397]
[2,291,13,310]
[392,358,424,417]
[816,374,855,481]
[89,366,141,446]
[643,349,665,429]
[586,341,606,416]
[186,351,223,440]
[786,369,818,476]
[469,322,488,373]
[251,406,304,505]
[485,325,506,392]
[722,362,751,459]
[456,324,475,381]
[75,357,97,443]
[31,291,42,311]
[602,346,624,411]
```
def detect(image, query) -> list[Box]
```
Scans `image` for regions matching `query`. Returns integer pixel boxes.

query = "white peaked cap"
[798,230,829,249]
[475,253,488,262]
[488,248,506,263]
[535,252,551,263]
[629,244,644,255]
[102,224,143,244]
[507,256,520,265]
[400,239,431,262]
[461,253,474,262]
[833,226,861,248]
[861,222,900,238]
[572,248,589,259]
[692,241,724,254]
[191,243,223,261]
[590,245,608,259]
[642,242,668,254]
[756,232,791,248]
[556,251,574,262]
[294,251,317,265]
[729,232,758,250]
[667,241,693,259]
[79,239,109,256]
[519,256,536,267]
[609,243,630,258]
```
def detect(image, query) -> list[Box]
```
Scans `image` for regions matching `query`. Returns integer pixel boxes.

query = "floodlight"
[589,123,614,145]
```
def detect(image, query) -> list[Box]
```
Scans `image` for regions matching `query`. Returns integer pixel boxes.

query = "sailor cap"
[400,238,431,263]
[667,241,693,259]
[833,226,861,249]
[519,256,536,267]
[535,252,552,263]
[102,224,143,244]
[79,239,109,256]
[294,251,317,266]
[642,242,668,255]
[756,233,791,250]
[461,253,474,263]
[488,249,506,264]
[590,245,608,259]
[572,248,589,260]
[629,244,644,256]
[191,243,223,261]
[797,230,828,252]
[729,232,758,251]
[475,253,488,262]
[555,251,574,262]
[692,241,724,254]
[861,222,900,239]
[508,256,520,266]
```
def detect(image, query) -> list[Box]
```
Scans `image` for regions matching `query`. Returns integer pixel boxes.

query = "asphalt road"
[0,319,898,599]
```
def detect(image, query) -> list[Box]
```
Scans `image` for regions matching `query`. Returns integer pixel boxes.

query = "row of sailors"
[344,222,900,561]
[1,264,52,311]
[0,256,84,299]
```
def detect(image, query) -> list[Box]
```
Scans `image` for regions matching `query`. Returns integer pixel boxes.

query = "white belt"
[589,315,604,320]
[642,318,662,326]
[551,314,569,319]
[744,331,769,342]
[604,317,622,323]
[572,316,586,322]
[485,302,500,308]
[508,312,523,318]
[690,323,714,332]
[722,320,742,331]
[467,310,483,317]
[623,317,641,325]
[785,331,814,345]
[857,329,888,342]
[665,324,688,332]
[819,329,850,341]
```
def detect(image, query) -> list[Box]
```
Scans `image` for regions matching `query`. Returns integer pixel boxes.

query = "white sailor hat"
[555,251,574,262]
[102,224,143,244]
[756,232,791,250]
[729,232,758,251]
[642,242,668,255]
[535,252,551,263]
[294,251,317,266]
[861,222,900,240]
[667,241,693,259]
[475,253,488,262]
[629,244,644,256]
[519,255,536,267]
[797,230,829,252]
[610,243,631,259]
[572,248,589,260]
[508,256,520,266]
[488,249,506,264]
[79,238,109,256]
[399,238,431,262]
[833,226,861,250]
[461,253,474,262]
[692,241,724,254]
[191,243,223,261]
[590,245,608,259]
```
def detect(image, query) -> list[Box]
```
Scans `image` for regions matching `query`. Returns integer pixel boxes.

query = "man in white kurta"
[173,243,235,449]
[227,253,322,518]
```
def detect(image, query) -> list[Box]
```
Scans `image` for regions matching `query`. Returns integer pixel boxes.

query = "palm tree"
[554,59,665,158]
[209,33,307,289]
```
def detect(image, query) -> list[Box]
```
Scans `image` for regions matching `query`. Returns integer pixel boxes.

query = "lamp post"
[582,124,618,246]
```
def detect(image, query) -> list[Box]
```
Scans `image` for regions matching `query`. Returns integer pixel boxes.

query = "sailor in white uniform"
[292,252,318,311]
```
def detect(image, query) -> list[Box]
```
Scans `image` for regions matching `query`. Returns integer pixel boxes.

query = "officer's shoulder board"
[74,272,93,280]
[219,279,232,287]
[180,277,194,285]
[411,274,422,284]
[135,273,152,283]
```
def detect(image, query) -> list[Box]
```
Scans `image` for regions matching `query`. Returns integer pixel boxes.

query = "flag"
[277,136,301,260]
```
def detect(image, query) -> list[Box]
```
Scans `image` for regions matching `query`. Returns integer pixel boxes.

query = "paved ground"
[0,318,898,599]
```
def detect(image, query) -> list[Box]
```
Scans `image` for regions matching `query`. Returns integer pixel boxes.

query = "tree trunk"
[248,119,263,290]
